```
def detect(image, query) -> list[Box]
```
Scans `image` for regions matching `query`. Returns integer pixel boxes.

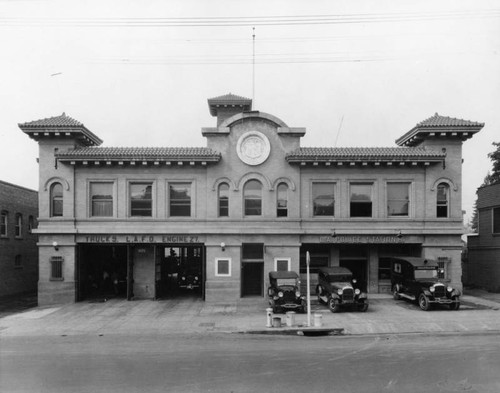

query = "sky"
[0,0,499,226]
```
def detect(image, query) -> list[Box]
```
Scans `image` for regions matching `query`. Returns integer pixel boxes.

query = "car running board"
[318,295,329,303]
[399,293,416,301]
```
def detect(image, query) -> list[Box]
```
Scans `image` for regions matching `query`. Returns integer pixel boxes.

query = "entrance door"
[340,259,368,291]
[241,262,263,296]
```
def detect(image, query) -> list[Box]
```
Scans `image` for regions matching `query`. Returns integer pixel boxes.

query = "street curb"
[234,328,500,338]
[237,327,345,336]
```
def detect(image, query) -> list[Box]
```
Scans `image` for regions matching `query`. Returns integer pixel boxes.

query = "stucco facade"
[19,94,483,305]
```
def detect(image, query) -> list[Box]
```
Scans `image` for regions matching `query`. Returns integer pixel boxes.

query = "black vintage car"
[316,267,369,312]
[268,271,307,313]
[177,265,201,290]
[390,257,461,311]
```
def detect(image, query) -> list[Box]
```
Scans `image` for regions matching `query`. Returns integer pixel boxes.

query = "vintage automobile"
[390,257,461,311]
[177,265,201,290]
[316,267,369,312]
[268,271,307,313]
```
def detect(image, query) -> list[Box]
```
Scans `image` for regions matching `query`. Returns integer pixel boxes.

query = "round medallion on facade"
[236,131,271,166]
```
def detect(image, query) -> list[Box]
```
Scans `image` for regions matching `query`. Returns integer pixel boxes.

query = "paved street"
[1,332,500,393]
[1,290,500,392]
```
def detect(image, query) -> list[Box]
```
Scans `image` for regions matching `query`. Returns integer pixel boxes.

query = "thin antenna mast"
[252,27,255,107]
[334,115,344,147]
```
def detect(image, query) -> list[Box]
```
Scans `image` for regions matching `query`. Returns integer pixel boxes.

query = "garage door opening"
[155,246,204,299]
[77,245,129,301]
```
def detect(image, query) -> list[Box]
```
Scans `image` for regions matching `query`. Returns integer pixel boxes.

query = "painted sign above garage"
[77,235,205,244]
[319,235,405,244]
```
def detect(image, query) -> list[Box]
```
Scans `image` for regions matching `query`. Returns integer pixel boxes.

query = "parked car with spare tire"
[390,257,461,311]
[268,271,307,313]
[316,267,369,312]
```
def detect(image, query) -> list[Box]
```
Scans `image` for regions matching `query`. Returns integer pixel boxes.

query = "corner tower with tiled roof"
[208,93,252,126]
[396,113,484,147]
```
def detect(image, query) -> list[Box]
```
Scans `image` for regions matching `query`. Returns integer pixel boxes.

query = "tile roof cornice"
[18,113,103,146]
[286,147,445,164]
[56,146,221,164]
[396,113,484,147]
[207,93,252,116]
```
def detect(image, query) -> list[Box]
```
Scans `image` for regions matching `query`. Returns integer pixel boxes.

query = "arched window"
[436,183,449,218]
[244,180,262,216]
[50,183,63,217]
[277,183,288,217]
[218,183,229,217]
[1,210,8,237]
[15,213,22,237]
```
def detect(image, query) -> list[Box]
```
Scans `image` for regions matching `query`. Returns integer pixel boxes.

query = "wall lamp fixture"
[220,242,225,252]
[396,231,403,239]
[52,241,59,251]
[331,230,337,238]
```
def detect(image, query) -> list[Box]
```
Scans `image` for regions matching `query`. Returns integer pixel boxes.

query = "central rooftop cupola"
[208,93,252,126]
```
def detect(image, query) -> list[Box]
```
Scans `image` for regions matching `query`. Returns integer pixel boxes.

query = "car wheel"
[328,297,341,313]
[359,301,368,312]
[392,285,401,300]
[418,293,430,311]
[450,297,460,311]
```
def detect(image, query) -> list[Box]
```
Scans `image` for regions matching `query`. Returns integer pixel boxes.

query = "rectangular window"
[0,211,7,236]
[15,214,22,237]
[130,183,153,217]
[169,183,191,217]
[350,183,373,217]
[387,182,410,217]
[437,184,449,218]
[242,243,264,260]
[90,182,113,217]
[313,183,335,216]
[14,255,23,269]
[218,183,229,217]
[215,258,231,276]
[277,184,288,217]
[274,258,290,272]
[493,207,500,234]
[50,256,64,280]
[299,248,329,274]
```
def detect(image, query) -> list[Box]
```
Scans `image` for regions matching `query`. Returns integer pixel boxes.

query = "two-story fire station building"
[19,94,483,305]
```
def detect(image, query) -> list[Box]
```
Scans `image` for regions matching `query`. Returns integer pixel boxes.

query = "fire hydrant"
[266,308,273,327]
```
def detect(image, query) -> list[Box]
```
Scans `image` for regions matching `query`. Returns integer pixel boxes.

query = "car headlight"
[181,277,186,281]
[355,289,360,295]
[295,291,301,297]
[337,288,343,295]
[429,286,435,293]
[278,291,284,298]
[447,286,453,292]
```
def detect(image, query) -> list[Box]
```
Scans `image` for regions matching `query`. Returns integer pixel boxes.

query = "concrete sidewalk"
[1,292,499,337]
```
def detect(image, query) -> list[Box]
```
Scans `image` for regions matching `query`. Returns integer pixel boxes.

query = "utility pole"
[252,27,256,107]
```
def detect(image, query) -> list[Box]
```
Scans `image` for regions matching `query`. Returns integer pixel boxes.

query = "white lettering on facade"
[319,235,405,244]
[83,235,200,243]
